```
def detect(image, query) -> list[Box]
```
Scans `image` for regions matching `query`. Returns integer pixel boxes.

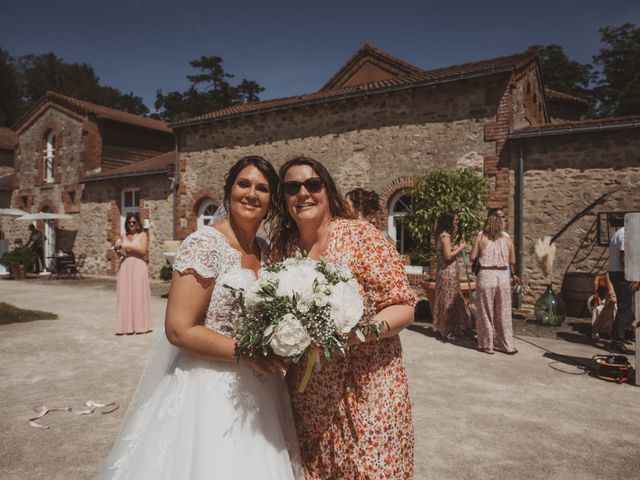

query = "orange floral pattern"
[286,219,417,480]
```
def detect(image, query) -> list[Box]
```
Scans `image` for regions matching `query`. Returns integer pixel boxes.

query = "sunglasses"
[127,220,138,225]
[282,178,324,196]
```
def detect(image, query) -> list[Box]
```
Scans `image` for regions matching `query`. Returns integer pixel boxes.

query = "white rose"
[282,257,299,268]
[258,269,278,286]
[328,262,354,280]
[328,280,364,334]
[276,261,327,300]
[243,282,260,308]
[270,314,311,357]
[312,292,329,307]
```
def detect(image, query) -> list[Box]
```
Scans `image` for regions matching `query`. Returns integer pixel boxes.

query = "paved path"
[1,278,639,479]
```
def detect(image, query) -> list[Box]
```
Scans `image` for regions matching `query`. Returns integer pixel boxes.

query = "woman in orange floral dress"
[271,156,417,480]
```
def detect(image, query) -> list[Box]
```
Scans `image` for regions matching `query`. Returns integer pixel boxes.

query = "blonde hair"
[483,215,503,241]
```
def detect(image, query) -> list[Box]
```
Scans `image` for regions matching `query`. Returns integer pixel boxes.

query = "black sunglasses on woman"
[282,177,324,196]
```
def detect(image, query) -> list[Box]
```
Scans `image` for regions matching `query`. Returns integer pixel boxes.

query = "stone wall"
[5,108,86,244]
[177,74,511,239]
[81,176,173,278]
[511,129,640,309]
[5,106,173,279]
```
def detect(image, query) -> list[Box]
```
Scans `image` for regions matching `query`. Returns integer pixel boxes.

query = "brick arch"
[187,189,223,233]
[36,199,58,214]
[34,199,59,231]
[378,177,417,215]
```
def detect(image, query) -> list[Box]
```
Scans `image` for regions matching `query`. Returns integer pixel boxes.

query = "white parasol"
[0,208,30,217]
[16,212,74,221]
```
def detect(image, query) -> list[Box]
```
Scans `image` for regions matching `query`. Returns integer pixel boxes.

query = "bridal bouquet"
[226,252,378,392]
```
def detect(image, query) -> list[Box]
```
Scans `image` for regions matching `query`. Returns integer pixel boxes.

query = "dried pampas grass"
[534,236,556,283]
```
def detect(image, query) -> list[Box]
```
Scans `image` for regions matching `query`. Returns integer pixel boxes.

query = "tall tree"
[187,55,233,91]
[0,49,20,127]
[593,23,640,116]
[236,79,265,104]
[526,44,595,100]
[154,55,265,122]
[10,52,148,121]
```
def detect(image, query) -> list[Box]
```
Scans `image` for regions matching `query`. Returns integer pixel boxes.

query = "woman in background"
[470,213,519,354]
[432,211,471,341]
[114,213,153,334]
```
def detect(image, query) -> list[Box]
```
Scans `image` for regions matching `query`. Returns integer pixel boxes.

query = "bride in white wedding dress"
[96,156,303,480]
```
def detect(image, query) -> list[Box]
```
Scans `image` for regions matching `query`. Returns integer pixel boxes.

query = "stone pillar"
[624,213,640,386]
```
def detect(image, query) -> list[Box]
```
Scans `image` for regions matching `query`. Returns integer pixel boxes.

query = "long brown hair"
[270,156,354,260]
[435,211,456,240]
[223,155,279,223]
[483,215,504,241]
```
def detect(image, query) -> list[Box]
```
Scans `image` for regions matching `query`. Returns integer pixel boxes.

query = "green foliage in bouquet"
[227,252,380,364]
[404,167,490,265]
[229,258,347,363]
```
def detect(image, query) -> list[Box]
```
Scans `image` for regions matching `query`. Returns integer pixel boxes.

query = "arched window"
[41,206,56,269]
[43,131,55,183]
[387,191,416,257]
[197,198,218,229]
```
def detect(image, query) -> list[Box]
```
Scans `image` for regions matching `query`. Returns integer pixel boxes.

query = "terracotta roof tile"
[82,151,174,182]
[14,91,171,134]
[0,127,17,150]
[173,49,536,128]
[321,43,427,91]
[545,88,590,105]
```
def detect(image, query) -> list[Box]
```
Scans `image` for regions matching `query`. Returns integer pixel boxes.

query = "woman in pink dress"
[271,156,417,480]
[470,213,519,354]
[114,213,153,334]
[432,211,472,341]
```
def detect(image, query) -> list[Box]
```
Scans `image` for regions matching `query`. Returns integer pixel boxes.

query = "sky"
[2,0,639,113]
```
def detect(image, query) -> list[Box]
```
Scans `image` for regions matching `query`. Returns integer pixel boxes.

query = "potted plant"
[0,247,37,280]
[404,167,490,306]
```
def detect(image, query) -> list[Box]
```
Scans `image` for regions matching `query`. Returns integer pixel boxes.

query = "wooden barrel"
[560,272,595,318]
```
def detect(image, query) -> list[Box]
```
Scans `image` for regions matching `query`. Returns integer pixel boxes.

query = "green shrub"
[405,167,490,266]
[0,247,37,269]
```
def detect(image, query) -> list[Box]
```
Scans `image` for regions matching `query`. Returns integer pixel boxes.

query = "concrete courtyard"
[1,277,639,479]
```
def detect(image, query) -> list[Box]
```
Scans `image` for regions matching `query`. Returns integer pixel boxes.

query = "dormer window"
[43,131,55,183]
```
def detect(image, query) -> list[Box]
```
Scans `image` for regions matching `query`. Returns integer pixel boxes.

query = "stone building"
[5,91,174,276]
[0,127,18,238]
[171,44,639,309]
[172,44,546,249]
[3,45,638,312]
[509,116,640,310]
[545,88,591,123]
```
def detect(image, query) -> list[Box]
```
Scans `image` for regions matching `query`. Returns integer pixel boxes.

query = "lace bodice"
[172,227,267,337]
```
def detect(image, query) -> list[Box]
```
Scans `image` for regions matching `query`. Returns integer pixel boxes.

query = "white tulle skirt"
[96,352,303,480]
